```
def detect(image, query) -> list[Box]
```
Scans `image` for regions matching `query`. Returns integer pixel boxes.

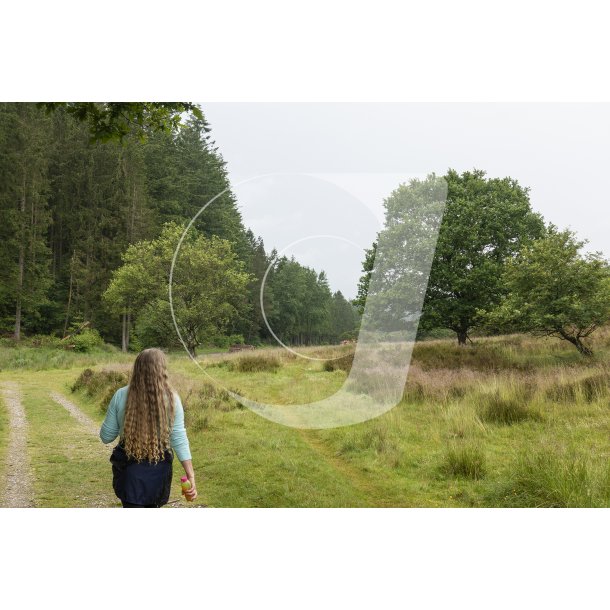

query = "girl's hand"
[184,478,197,501]
[179,460,197,501]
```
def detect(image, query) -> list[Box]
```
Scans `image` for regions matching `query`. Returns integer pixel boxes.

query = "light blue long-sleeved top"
[99,385,192,461]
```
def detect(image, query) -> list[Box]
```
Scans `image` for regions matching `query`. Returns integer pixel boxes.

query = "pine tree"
[0,103,53,339]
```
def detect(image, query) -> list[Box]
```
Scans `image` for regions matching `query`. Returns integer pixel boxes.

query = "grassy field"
[1,330,609,507]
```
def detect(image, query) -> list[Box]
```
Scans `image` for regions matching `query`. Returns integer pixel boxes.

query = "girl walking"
[100,348,197,508]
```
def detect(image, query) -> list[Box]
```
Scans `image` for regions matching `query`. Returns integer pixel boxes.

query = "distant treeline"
[0,103,358,350]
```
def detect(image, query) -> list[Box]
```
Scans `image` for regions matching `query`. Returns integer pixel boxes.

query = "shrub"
[71,368,95,392]
[71,367,130,411]
[26,335,64,349]
[441,444,486,479]
[477,390,541,425]
[228,353,281,373]
[322,352,354,373]
[70,329,105,353]
[128,332,143,353]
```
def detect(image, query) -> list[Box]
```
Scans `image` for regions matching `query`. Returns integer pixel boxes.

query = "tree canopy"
[482,227,610,355]
[421,169,545,344]
[103,223,251,356]
[39,102,202,143]
[0,103,358,349]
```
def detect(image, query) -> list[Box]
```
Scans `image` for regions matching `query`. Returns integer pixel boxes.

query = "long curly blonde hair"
[123,348,175,463]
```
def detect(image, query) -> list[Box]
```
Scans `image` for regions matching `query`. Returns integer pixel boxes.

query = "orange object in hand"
[181,476,193,502]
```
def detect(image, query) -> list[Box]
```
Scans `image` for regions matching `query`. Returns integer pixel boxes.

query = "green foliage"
[266,257,355,345]
[184,383,242,433]
[4,329,610,507]
[19,334,63,349]
[239,232,274,342]
[356,170,547,345]
[422,169,545,344]
[104,223,252,355]
[362,175,447,334]
[338,422,397,457]
[0,104,359,349]
[208,334,246,349]
[1,103,258,347]
[417,327,456,340]
[71,367,130,412]
[354,242,376,315]
[0,103,53,339]
[39,102,202,143]
[69,328,105,353]
[482,227,610,355]
[412,341,517,371]
[329,291,359,343]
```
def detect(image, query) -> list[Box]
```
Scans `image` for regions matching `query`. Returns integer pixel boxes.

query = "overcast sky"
[201,104,610,299]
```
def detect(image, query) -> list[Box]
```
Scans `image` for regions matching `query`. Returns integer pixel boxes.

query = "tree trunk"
[562,333,593,356]
[126,312,131,349]
[576,340,593,357]
[456,328,468,346]
[63,253,74,337]
[121,313,129,353]
[14,175,26,341]
[14,253,23,340]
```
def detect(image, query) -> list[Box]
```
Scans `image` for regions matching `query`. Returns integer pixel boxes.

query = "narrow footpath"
[0,382,35,508]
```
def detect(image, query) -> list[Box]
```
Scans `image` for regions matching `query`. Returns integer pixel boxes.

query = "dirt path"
[50,391,110,442]
[0,382,35,508]
[298,430,396,507]
[46,392,125,507]
[49,391,201,508]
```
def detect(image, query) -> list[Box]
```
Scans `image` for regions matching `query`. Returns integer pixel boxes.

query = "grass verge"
[20,382,120,507]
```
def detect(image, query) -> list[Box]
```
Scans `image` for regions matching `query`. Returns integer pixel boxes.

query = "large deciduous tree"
[482,227,610,356]
[421,169,545,345]
[103,223,252,356]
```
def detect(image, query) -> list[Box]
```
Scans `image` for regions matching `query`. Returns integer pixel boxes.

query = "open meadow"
[1,330,608,508]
